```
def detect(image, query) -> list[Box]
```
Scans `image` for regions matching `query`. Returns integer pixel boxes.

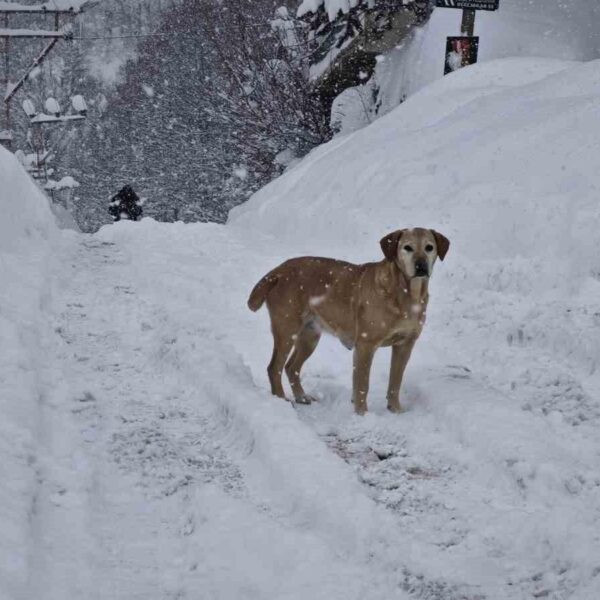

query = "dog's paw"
[387,402,404,414]
[354,402,368,416]
[295,394,317,405]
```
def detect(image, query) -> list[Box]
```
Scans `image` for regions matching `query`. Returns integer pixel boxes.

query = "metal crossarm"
[0,1,96,15]
[0,28,72,38]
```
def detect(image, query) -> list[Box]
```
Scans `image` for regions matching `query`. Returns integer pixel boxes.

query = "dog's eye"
[425,244,434,253]
[403,245,414,253]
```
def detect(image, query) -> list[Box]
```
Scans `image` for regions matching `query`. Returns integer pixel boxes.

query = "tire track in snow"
[26,237,249,599]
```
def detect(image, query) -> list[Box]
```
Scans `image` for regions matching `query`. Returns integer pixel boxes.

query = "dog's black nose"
[414,262,429,277]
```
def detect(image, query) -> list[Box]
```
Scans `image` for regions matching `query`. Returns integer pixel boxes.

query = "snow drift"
[0,147,58,598]
[231,56,600,283]
[0,147,56,253]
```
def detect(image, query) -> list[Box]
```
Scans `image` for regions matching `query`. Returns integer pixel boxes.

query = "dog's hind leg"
[267,318,301,400]
[268,336,294,399]
[285,321,321,404]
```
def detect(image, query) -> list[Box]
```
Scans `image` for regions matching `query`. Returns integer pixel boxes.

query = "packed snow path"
[27,236,251,599]
[22,223,600,600]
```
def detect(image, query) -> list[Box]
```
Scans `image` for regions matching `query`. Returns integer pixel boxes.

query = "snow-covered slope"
[231,56,600,278]
[0,148,59,598]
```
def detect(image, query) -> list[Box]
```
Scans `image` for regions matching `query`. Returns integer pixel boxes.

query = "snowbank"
[0,147,58,598]
[0,147,56,253]
[230,56,600,276]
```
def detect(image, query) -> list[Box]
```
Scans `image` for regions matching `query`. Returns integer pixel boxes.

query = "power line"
[72,32,200,40]
[71,20,287,41]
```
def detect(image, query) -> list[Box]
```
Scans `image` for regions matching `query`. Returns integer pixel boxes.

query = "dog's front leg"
[386,338,417,413]
[352,342,376,415]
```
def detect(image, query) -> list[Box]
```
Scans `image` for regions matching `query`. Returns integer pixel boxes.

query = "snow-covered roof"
[44,176,80,190]
[30,113,84,124]
[298,0,358,20]
[0,1,96,14]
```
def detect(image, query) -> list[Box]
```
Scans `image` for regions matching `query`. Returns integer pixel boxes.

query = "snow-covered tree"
[298,0,431,109]
[299,0,430,65]
[74,0,330,229]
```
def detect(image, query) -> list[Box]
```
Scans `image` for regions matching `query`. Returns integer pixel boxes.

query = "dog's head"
[380,228,449,279]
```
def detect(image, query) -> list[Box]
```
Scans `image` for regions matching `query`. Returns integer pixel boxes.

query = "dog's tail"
[247,273,278,312]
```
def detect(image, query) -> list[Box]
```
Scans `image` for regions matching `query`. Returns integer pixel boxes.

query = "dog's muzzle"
[414,261,429,278]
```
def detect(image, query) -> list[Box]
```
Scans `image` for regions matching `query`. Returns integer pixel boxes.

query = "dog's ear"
[380,229,405,261]
[431,230,450,261]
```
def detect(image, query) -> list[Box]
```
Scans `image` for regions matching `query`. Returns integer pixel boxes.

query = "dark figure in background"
[109,185,143,222]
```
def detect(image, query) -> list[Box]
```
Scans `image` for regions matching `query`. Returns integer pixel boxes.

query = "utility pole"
[0,1,96,149]
[460,8,476,37]
[1,10,11,147]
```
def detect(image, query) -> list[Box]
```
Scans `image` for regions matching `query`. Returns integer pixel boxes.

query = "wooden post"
[460,8,476,36]
[5,39,60,105]
[3,12,10,148]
